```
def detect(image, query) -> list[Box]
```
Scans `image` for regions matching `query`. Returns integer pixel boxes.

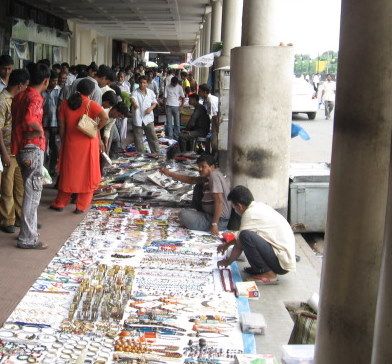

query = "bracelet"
[211,223,218,226]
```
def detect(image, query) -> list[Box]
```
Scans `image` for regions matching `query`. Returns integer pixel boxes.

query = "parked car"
[292,77,318,120]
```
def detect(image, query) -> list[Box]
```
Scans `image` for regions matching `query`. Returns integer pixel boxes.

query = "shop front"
[10,18,69,68]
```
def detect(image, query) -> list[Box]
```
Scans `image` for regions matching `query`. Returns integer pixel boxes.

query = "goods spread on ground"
[0,153,257,364]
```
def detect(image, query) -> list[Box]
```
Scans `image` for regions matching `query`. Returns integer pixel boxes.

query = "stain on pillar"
[232,145,274,178]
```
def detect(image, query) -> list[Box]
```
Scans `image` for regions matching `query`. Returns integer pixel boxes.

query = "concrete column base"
[228,45,293,213]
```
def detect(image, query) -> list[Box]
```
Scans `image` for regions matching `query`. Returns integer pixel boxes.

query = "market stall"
[0,154,259,364]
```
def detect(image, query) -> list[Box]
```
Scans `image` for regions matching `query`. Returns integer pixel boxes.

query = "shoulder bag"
[77,99,98,138]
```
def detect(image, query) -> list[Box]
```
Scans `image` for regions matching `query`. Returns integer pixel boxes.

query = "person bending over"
[160,154,231,235]
[217,186,296,284]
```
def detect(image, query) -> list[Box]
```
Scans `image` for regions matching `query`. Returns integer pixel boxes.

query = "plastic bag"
[42,166,53,185]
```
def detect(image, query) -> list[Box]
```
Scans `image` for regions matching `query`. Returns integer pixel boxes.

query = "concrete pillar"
[227,0,293,212]
[194,36,201,83]
[216,0,243,68]
[372,141,392,364]
[314,1,392,363]
[200,12,211,84]
[203,12,211,55]
[241,0,286,46]
[210,0,222,51]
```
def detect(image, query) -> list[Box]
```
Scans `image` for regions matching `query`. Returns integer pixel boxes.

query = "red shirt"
[11,87,46,155]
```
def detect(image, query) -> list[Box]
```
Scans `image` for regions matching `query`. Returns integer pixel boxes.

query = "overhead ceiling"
[29,0,210,52]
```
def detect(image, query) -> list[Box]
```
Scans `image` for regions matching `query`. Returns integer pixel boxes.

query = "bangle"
[211,223,218,226]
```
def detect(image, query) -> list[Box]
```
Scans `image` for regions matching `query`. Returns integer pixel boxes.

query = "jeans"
[16,145,44,247]
[324,100,335,119]
[47,127,58,175]
[133,122,160,154]
[179,209,228,232]
[239,230,288,275]
[179,130,204,152]
[165,106,180,140]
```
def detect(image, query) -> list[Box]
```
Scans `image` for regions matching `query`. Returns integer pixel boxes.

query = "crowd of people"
[0,54,296,285]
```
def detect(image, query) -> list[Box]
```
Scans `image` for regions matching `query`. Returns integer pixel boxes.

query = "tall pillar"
[372,140,392,363]
[194,36,201,83]
[216,0,243,68]
[203,12,211,55]
[227,0,293,212]
[200,12,211,84]
[315,1,392,363]
[210,0,222,51]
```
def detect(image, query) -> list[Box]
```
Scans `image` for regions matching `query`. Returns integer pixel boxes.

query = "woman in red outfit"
[50,79,108,213]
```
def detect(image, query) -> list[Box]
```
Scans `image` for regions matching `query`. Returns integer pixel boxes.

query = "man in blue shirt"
[43,70,61,176]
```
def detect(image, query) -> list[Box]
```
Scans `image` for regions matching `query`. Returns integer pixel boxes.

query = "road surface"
[291,109,334,163]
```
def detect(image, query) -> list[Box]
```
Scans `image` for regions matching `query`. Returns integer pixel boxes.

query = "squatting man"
[217,186,296,285]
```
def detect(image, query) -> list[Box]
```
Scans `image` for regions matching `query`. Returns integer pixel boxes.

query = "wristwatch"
[211,223,218,226]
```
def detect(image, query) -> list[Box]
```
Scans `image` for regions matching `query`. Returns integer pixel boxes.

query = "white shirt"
[200,94,219,118]
[165,75,174,88]
[312,74,320,85]
[101,85,115,94]
[66,73,76,86]
[131,88,157,126]
[118,81,131,94]
[164,84,185,107]
[103,107,115,140]
[239,201,296,271]
[321,80,336,102]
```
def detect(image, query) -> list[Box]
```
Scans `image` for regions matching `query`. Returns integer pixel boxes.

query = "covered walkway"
[0,0,391,363]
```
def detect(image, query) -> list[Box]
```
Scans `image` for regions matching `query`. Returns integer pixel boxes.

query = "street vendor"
[159,154,231,235]
[217,185,296,285]
[178,93,210,152]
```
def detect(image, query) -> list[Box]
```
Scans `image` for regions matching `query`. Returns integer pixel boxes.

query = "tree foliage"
[294,51,338,76]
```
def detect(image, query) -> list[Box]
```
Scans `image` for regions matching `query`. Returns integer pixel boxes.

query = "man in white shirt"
[164,77,184,140]
[131,76,160,154]
[217,185,296,285]
[198,83,218,153]
[321,74,337,120]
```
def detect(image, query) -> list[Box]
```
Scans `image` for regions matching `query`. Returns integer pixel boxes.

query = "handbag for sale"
[77,100,98,138]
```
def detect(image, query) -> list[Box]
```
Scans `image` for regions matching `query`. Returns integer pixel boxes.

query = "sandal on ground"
[243,266,263,275]
[248,275,279,285]
[17,242,48,250]
[73,209,84,214]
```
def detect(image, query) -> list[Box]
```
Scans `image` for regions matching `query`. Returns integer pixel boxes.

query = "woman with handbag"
[50,79,108,213]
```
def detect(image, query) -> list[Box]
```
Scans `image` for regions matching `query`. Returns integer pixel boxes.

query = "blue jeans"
[165,106,180,140]
[16,145,44,247]
[179,209,228,232]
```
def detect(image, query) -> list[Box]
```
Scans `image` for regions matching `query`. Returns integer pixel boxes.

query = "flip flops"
[248,275,279,285]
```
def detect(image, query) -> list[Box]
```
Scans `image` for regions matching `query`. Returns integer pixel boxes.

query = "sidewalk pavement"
[0,188,85,325]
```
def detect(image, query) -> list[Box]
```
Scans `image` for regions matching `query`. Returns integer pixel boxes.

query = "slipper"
[243,266,263,275]
[249,275,279,285]
[17,242,48,250]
